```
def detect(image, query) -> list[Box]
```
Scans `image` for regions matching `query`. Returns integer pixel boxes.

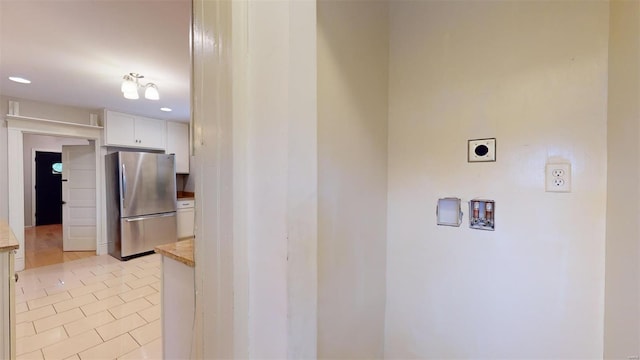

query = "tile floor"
[15,253,162,360]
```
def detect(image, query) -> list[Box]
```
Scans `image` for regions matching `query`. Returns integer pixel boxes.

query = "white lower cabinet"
[177,200,195,239]
[0,250,15,360]
[161,256,194,359]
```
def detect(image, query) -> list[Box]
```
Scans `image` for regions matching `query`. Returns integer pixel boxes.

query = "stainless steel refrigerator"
[106,151,177,260]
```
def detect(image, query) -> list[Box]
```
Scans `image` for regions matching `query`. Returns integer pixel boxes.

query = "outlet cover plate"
[468,138,496,162]
[546,163,571,192]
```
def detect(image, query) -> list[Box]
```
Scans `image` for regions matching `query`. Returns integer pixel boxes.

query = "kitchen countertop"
[155,238,194,267]
[0,220,19,252]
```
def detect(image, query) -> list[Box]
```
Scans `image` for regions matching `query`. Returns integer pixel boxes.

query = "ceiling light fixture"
[160,107,172,112]
[121,73,159,100]
[9,76,31,84]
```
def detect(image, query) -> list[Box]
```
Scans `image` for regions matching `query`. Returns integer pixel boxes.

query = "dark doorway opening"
[35,151,62,226]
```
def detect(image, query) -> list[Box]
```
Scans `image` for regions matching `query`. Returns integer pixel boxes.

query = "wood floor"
[24,224,95,270]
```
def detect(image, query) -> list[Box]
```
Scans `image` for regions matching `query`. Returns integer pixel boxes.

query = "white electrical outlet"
[546,163,571,192]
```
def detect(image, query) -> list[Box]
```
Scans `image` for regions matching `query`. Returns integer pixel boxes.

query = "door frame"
[7,115,105,271]
[30,148,61,227]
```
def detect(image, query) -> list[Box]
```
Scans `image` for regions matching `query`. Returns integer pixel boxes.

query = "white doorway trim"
[30,148,61,227]
[7,115,106,271]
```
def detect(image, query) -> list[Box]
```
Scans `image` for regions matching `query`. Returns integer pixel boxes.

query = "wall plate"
[468,138,496,162]
[436,197,463,227]
[545,163,571,192]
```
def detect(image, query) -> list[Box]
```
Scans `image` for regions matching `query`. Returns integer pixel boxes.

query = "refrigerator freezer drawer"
[118,212,177,259]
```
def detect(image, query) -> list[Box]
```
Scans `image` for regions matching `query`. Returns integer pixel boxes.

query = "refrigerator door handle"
[125,213,176,222]
[122,163,127,208]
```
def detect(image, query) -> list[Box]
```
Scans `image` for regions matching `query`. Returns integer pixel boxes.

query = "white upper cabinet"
[166,121,190,174]
[103,110,166,150]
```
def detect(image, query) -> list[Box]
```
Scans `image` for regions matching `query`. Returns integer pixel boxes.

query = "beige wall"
[604,1,640,358]
[317,1,389,358]
[385,2,608,358]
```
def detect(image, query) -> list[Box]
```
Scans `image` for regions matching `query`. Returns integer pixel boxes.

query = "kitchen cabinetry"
[166,121,190,174]
[155,240,194,360]
[103,110,166,150]
[0,221,19,360]
[177,199,195,239]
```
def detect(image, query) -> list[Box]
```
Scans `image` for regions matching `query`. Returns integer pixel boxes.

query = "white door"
[62,144,97,251]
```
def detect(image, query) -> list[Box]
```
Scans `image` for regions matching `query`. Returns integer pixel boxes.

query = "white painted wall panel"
[385,2,608,358]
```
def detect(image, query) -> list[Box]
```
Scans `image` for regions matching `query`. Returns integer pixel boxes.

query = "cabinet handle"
[14,273,18,283]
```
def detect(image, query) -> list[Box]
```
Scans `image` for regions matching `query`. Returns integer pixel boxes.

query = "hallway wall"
[385,1,608,358]
[604,1,640,357]
[317,1,389,358]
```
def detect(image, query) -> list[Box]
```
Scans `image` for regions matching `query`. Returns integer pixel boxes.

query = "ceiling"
[0,0,191,122]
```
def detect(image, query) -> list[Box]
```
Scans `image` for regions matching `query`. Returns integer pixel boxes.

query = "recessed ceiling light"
[160,107,172,112]
[9,76,31,84]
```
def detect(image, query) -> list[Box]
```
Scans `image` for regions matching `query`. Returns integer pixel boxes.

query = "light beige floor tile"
[145,292,161,306]
[93,283,132,300]
[69,269,96,279]
[103,274,137,288]
[68,281,107,298]
[80,272,116,286]
[139,304,161,323]
[95,313,147,341]
[27,291,71,310]
[136,261,160,269]
[126,275,158,289]
[129,319,161,346]
[41,329,103,360]
[121,336,163,360]
[90,263,124,276]
[108,298,153,319]
[22,285,48,296]
[111,266,142,277]
[131,268,160,279]
[16,322,36,338]
[15,288,47,303]
[16,302,29,313]
[44,280,85,296]
[119,285,157,303]
[79,333,139,359]
[16,349,43,360]
[16,305,56,324]
[17,254,163,360]
[34,308,85,333]
[38,274,82,289]
[53,293,97,313]
[80,295,124,316]
[64,310,116,337]
[16,326,68,356]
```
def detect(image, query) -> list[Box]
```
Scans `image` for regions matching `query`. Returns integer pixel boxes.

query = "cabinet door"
[135,117,166,150]
[104,111,136,147]
[166,121,190,173]
[177,208,195,239]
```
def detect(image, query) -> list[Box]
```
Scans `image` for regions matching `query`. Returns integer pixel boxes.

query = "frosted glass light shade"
[144,84,159,100]
[123,90,139,100]
[121,77,137,94]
